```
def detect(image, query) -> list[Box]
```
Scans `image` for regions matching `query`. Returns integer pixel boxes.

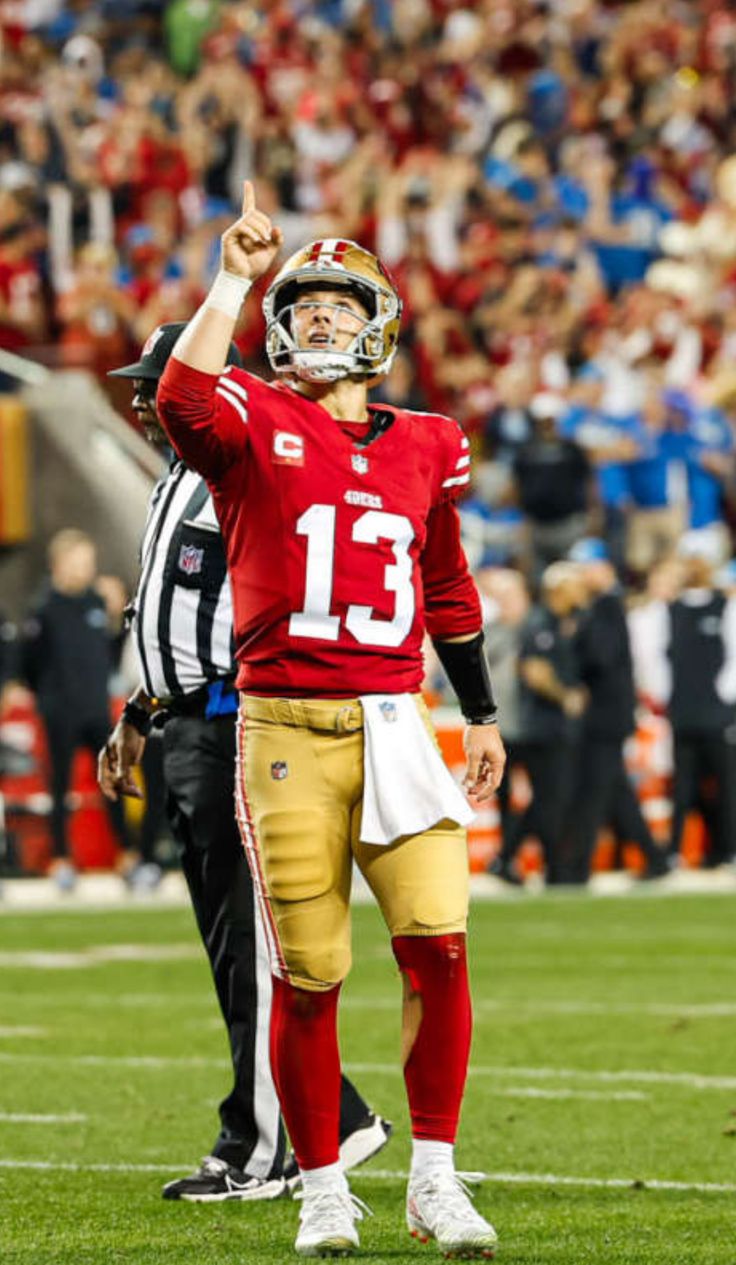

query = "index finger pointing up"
[242,180,255,215]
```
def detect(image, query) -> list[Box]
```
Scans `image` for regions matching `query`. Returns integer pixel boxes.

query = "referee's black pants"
[162,711,373,1178]
[567,736,664,883]
[670,729,736,867]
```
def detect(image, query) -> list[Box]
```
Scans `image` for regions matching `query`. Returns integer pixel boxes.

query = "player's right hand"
[221,180,284,281]
[98,721,146,801]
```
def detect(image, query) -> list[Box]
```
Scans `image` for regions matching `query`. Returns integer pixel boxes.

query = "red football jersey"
[158,361,481,696]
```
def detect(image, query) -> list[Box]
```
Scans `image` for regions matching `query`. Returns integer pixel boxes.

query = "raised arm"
[156,183,284,478]
[170,181,283,374]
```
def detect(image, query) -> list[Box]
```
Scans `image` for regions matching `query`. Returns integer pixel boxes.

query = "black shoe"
[162,1156,286,1202]
[488,855,523,886]
[283,1113,393,1194]
[639,853,670,881]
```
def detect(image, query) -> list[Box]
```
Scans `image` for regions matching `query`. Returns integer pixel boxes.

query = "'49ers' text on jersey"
[158,361,481,697]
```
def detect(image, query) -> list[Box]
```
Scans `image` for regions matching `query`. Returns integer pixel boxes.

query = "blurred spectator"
[512,393,592,584]
[559,368,639,573]
[627,556,685,709]
[646,551,736,869]
[684,397,734,564]
[501,562,587,885]
[0,200,46,359]
[566,539,668,883]
[480,568,532,885]
[482,363,535,467]
[458,461,525,571]
[626,383,689,577]
[18,529,132,889]
[56,241,135,376]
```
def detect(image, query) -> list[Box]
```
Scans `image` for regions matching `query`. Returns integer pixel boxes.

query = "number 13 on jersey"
[288,502,416,648]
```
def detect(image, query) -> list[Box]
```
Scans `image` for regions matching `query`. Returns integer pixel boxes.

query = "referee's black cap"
[108,322,243,381]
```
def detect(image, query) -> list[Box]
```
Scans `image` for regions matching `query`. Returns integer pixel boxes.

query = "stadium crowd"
[3,1,736,561]
[2,0,736,881]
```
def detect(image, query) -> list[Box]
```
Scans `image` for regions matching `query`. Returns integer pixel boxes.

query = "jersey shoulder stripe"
[216,383,248,426]
[392,408,471,497]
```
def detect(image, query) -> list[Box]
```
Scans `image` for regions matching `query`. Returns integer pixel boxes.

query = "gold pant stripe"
[235,708,288,979]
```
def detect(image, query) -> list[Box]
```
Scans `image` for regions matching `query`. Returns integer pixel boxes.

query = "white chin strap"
[290,349,359,382]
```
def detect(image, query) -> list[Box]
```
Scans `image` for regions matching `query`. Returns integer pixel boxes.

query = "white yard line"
[492,1088,647,1101]
[0,1112,86,1123]
[0,1160,179,1172]
[345,1063,736,1091]
[0,1052,229,1068]
[2,988,733,1018]
[342,997,736,1018]
[2,991,733,1019]
[0,945,202,969]
[0,1052,733,1091]
[0,1026,46,1037]
[0,1159,733,1193]
[362,1170,736,1195]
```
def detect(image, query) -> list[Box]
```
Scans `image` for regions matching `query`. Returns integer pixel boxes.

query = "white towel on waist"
[359,694,475,846]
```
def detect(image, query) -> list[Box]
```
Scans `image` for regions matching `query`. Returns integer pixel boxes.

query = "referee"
[99,324,391,1202]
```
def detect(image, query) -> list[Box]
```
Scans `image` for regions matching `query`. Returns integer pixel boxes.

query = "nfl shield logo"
[178,544,204,576]
[379,701,397,723]
[351,453,369,475]
[271,761,288,780]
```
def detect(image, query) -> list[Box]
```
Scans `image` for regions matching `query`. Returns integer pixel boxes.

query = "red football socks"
[269,974,342,1171]
[392,933,472,1142]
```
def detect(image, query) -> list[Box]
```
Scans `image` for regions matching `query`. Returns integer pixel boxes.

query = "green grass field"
[1,891,736,1264]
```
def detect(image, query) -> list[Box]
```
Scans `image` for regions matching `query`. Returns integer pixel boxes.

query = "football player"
[156,183,505,1259]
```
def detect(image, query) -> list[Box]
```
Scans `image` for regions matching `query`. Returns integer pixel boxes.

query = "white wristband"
[205,270,252,319]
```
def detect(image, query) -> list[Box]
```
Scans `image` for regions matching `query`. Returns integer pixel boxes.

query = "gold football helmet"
[263,239,402,382]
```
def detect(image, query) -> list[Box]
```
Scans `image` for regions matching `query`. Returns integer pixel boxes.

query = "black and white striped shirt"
[133,462,235,700]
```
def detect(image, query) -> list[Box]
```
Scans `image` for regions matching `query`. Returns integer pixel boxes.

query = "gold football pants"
[235,694,469,992]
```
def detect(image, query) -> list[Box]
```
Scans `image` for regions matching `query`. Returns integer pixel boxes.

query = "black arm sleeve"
[432,632,498,725]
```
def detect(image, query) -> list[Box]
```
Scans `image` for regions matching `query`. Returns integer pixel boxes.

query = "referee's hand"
[98,721,145,801]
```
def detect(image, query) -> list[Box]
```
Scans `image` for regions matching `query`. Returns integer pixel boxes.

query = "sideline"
[1,865,735,913]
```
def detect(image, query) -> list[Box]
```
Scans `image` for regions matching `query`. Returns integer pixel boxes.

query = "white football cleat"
[295,1188,369,1258]
[406,1171,498,1258]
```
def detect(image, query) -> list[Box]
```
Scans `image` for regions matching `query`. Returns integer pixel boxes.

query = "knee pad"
[277,905,353,991]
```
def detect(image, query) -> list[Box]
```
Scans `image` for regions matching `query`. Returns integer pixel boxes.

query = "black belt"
[163,679,237,719]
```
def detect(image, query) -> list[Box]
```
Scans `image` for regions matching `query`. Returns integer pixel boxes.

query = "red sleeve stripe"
[442,471,471,489]
[455,454,470,469]
[215,384,248,425]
